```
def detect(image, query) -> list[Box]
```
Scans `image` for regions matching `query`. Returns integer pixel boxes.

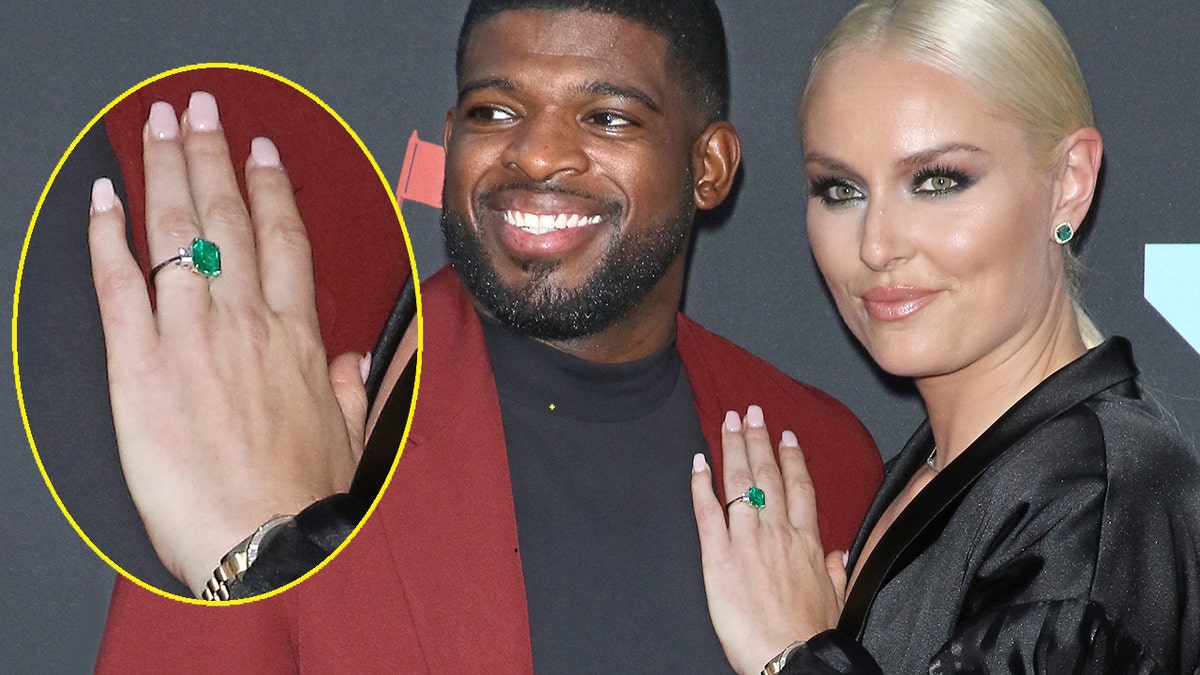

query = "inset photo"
[15,64,420,603]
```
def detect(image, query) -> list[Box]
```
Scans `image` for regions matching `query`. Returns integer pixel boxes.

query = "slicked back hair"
[456,0,730,123]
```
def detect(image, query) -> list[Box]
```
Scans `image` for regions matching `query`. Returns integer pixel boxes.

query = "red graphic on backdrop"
[397,130,445,209]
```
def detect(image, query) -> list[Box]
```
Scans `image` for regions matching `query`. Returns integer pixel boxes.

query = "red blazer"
[97,268,882,673]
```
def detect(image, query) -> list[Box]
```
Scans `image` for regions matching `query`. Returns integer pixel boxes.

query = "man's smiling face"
[441,8,704,341]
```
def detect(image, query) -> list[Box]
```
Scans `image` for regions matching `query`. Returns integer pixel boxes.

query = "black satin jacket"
[785,338,1200,674]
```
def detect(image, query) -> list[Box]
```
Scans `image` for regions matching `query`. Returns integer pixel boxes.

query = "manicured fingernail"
[692,453,708,474]
[147,101,178,140]
[90,177,116,213]
[724,410,742,432]
[249,136,282,168]
[359,353,372,384]
[842,551,849,568]
[745,404,765,428]
[187,91,220,132]
[781,430,799,448]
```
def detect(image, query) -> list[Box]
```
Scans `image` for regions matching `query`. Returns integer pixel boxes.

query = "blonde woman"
[691,0,1200,672]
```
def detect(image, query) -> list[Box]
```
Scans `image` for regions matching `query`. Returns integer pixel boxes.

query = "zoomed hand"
[88,92,365,597]
[691,405,846,674]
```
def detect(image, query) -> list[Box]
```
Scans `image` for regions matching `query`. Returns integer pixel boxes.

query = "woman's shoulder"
[993,381,1199,494]
[1083,386,1200,494]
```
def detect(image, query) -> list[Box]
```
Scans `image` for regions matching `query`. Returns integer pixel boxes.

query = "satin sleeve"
[780,599,1164,674]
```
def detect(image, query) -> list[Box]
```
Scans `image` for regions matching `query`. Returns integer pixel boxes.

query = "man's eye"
[468,106,515,122]
[587,111,634,130]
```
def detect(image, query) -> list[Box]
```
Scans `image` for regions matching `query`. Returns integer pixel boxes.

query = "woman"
[691,0,1200,673]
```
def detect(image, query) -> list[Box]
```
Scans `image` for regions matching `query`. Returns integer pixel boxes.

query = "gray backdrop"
[3,2,1197,671]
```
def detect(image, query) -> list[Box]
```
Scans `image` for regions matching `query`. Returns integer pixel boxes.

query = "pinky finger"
[691,454,731,549]
[88,178,158,368]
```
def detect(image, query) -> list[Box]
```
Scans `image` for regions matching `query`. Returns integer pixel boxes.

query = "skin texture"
[88,94,365,597]
[371,9,742,427]
[692,49,1102,674]
[803,50,1099,466]
[441,9,740,363]
[92,10,743,596]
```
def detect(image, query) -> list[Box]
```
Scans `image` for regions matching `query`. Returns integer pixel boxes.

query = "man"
[94,0,882,671]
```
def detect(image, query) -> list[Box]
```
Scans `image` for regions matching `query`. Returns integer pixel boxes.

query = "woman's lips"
[860,286,939,322]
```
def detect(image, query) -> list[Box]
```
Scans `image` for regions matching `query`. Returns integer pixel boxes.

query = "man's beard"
[441,173,695,341]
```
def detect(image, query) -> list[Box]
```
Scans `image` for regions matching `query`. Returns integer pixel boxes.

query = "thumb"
[329,351,369,461]
[825,550,849,609]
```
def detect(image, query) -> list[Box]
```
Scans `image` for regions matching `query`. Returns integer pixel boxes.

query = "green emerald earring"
[1053,222,1074,245]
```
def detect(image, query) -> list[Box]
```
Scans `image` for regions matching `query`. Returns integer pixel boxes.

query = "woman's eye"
[912,167,975,195]
[916,175,960,193]
[810,179,863,205]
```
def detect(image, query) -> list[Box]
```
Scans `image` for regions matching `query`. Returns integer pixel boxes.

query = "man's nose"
[500,111,590,181]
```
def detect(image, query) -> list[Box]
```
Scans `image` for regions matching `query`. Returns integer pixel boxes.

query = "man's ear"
[691,121,741,210]
[443,108,456,148]
[1052,127,1103,227]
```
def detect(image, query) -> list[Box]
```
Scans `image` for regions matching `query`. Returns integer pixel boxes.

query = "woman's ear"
[1052,127,1103,227]
[692,121,742,211]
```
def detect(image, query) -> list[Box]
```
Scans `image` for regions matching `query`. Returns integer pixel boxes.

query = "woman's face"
[802,50,1068,380]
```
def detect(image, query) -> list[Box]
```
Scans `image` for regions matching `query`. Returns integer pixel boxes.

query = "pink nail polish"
[147,101,178,140]
[359,353,372,384]
[187,91,220,132]
[692,453,708,474]
[249,137,282,168]
[746,404,765,428]
[90,177,116,213]
[781,430,799,448]
[724,410,741,432]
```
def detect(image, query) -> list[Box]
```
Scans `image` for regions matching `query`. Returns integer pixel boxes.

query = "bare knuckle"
[155,205,200,240]
[200,195,249,229]
[93,266,142,301]
[267,221,312,258]
[227,304,274,345]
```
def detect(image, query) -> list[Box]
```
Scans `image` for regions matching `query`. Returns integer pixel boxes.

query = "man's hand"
[88,91,366,597]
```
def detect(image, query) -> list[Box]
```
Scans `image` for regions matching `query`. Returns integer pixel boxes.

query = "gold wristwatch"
[762,640,806,675]
[201,514,294,601]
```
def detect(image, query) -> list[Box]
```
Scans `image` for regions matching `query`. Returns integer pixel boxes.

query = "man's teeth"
[504,210,601,234]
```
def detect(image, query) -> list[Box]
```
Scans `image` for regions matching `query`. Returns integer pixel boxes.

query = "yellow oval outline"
[12,61,424,606]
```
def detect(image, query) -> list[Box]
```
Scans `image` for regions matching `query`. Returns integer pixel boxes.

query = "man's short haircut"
[456,0,730,123]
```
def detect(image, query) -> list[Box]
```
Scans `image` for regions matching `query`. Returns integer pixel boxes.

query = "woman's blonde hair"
[801,0,1103,346]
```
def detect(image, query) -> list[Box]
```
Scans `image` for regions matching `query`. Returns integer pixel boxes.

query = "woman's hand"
[88,92,366,597]
[691,405,847,674]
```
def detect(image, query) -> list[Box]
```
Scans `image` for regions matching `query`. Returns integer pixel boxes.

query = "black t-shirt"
[482,315,727,673]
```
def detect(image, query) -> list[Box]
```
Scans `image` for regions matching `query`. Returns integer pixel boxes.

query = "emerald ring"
[726,486,766,511]
[150,238,222,283]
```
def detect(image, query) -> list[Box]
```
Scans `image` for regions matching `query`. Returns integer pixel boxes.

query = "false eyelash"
[911,164,977,194]
[808,176,862,205]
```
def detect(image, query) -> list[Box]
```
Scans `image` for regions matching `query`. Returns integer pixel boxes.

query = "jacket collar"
[838,337,1139,637]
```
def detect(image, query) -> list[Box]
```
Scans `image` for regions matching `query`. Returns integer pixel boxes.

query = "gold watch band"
[761,640,806,675]
[201,514,293,601]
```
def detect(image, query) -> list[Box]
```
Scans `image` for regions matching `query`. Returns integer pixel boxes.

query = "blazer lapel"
[839,338,1138,637]
[377,270,535,672]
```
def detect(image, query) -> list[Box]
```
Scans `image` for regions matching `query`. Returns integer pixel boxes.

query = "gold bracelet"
[761,640,806,675]
[201,514,294,601]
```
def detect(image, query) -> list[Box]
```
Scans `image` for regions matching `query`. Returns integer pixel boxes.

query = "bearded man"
[91,0,882,671]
